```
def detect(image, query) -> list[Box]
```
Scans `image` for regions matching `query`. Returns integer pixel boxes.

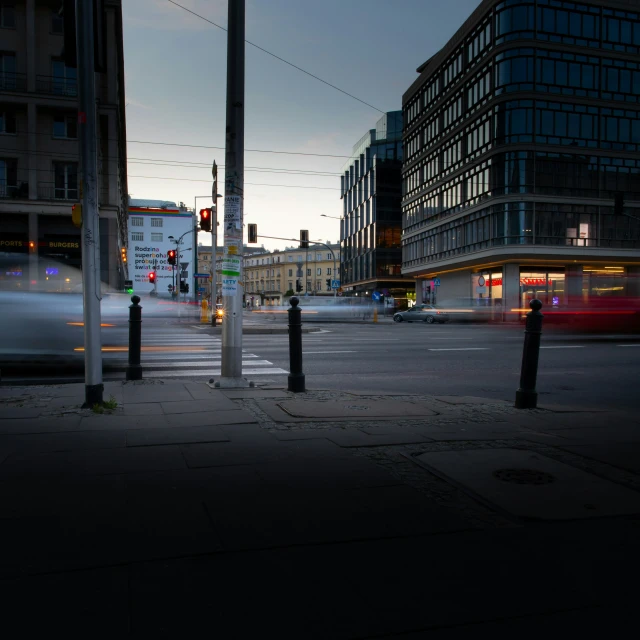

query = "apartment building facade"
[0,0,128,291]
[244,244,340,307]
[401,0,640,316]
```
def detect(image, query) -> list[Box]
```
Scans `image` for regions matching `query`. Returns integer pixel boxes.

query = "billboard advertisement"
[128,207,194,297]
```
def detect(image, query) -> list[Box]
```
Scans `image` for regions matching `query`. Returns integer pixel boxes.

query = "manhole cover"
[493,468,556,485]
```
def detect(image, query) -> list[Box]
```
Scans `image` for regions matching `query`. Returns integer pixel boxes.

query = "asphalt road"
[3,313,638,411]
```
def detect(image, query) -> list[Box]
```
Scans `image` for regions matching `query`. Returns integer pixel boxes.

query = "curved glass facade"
[402,0,640,273]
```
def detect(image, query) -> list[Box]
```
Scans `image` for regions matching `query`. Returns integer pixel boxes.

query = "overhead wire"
[166,0,384,114]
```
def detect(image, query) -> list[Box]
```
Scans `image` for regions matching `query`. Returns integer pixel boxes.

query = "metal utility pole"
[211,160,219,326]
[76,0,103,406]
[217,0,249,388]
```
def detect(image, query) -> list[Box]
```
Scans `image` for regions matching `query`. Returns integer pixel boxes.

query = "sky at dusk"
[122,0,482,251]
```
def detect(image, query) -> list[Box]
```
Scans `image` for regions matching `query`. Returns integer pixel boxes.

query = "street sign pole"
[211,160,218,326]
[217,0,250,388]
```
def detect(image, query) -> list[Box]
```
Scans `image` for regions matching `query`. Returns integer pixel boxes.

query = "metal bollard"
[287,296,306,392]
[126,295,143,381]
[515,299,543,409]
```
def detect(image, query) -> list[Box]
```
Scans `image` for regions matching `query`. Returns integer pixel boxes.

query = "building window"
[131,232,144,242]
[53,162,78,200]
[130,217,144,227]
[316,267,321,276]
[51,9,63,34]
[0,110,16,134]
[288,269,292,277]
[327,268,332,275]
[0,5,15,29]
[0,157,17,197]
[0,52,17,89]
[288,281,293,291]
[306,268,311,276]
[52,115,77,139]
[151,233,163,242]
[150,218,163,227]
[288,255,293,262]
[51,59,77,96]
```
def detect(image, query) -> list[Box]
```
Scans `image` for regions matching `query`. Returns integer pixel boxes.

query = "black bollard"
[126,295,143,381]
[515,299,543,409]
[287,296,306,393]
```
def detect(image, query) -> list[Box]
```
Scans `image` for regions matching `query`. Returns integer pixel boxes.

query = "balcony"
[36,75,77,97]
[37,182,78,201]
[0,183,28,199]
[0,72,27,92]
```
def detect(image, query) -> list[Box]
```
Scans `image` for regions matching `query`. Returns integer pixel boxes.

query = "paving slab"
[126,424,230,447]
[204,483,470,550]
[160,398,238,414]
[181,437,285,468]
[221,388,292,399]
[256,399,439,423]
[414,448,640,520]
[122,382,194,404]
[2,430,127,454]
[556,442,640,473]
[0,407,47,419]
[3,566,130,633]
[434,396,512,406]
[163,410,258,427]
[0,416,83,434]
[78,414,174,431]
[0,444,187,478]
[326,428,435,447]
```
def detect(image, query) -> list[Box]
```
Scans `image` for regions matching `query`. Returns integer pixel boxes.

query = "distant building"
[401,0,640,317]
[0,0,128,291]
[339,112,414,307]
[244,244,340,306]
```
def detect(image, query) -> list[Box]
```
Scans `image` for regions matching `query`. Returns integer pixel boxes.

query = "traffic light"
[148,272,156,283]
[326,279,331,291]
[200,208,212,232]
[120,246,127,264]
[300,229,309,249]
[167,249,176,265]
[28,240,36,253]
[248,223,258,243]
[296,280,303,292]
[180,281,189,293]
[614,192,624,215]
[72,203,82,228]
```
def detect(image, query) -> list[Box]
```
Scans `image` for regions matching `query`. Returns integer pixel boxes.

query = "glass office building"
[340,112,414,307]
[401,0,640,317]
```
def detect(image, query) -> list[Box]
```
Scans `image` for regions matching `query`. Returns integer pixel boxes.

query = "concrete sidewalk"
[1,380,639,635]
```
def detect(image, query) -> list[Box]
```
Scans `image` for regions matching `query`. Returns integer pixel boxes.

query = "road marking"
[427,348,490,351]
[617,344,640,347]
[144,367,288,377]
[142,360,274,368]
[302,350,358,354]
[540,345,585,350]
[351,339,400,342]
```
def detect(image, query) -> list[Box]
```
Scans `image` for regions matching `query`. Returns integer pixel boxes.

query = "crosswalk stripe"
[141,360,275,368]
[144,367,288,378]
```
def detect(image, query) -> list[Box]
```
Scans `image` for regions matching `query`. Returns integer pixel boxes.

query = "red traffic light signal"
[167,250,176,265]
[148,272,156,283]
[200,208,212,232]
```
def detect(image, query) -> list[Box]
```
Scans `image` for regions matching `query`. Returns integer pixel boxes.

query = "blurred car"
[393,304,449,324]
[437,297,500,322]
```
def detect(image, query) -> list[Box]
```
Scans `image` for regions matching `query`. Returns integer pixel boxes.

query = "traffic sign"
[434,277,441,286]
[194,273,211,278]
[372,291,381,301]
[331,279,340,289]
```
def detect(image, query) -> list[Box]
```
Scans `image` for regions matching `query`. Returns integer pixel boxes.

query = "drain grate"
[493,468,556,485]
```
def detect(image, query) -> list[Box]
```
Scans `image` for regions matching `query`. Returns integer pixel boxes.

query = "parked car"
[393,304,449,324]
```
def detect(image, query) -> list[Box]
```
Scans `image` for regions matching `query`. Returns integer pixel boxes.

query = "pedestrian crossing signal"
[248,223,258,243]
[148,272,156,283]
[200,208,212,232]
[167,250,176,265]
